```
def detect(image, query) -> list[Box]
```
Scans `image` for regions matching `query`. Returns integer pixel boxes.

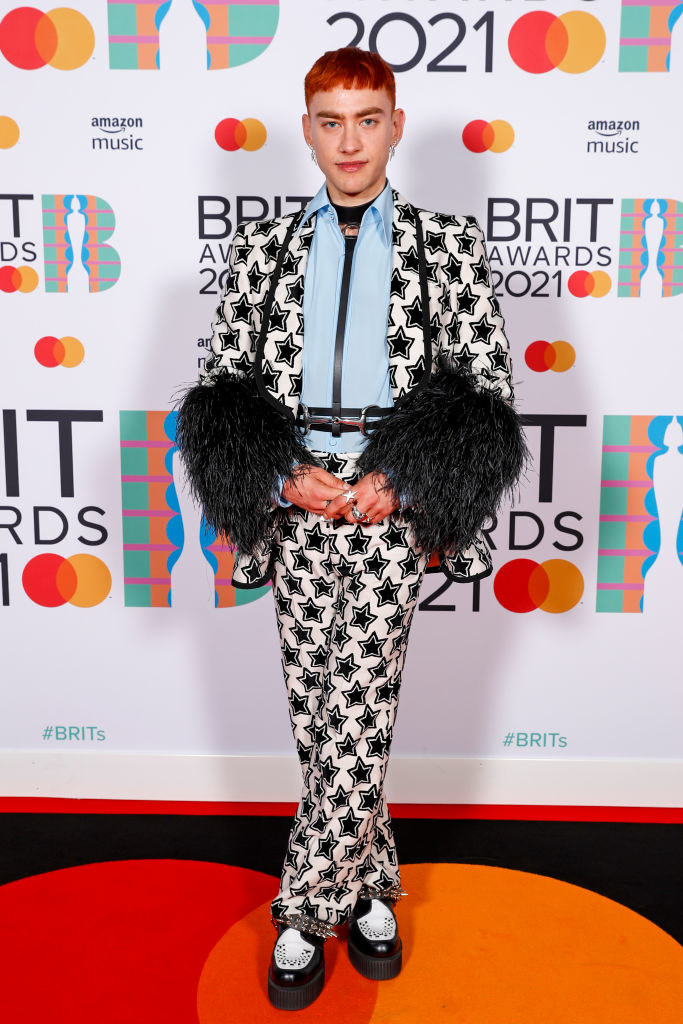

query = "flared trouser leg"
[269,449,430,930]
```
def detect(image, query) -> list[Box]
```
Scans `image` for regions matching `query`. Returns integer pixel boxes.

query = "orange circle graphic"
[23,553,110,606]
[0,115,20,148]
[215,117,266,152]
[494,558,583,612]
[509,11,605,74]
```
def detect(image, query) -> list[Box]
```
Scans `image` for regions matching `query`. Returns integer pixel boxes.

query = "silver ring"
[351,506,367,520]
[342,489,357,504]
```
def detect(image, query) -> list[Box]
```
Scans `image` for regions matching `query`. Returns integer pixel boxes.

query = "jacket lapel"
[387,189,432,407]
[257,212,315,418]
[255,187,432,417]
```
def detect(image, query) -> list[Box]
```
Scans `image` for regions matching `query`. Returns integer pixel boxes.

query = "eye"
[361,118,377,126]
[323,120,339,129]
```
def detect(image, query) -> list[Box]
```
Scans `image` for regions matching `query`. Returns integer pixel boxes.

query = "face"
[302,86,405,205]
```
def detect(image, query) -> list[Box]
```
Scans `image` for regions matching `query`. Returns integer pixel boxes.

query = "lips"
[337,161,366,171]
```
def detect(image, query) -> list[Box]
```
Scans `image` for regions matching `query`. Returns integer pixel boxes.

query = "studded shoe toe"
[347,895,402,980]
[267,921,327,1010]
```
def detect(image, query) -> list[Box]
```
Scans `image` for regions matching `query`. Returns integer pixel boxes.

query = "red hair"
[304,47,396,109]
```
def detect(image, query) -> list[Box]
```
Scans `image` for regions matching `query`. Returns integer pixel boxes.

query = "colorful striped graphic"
[41,194,121,293]
[618,197,683,297]
[120,411,267,607]
[597,415,683,612]
[107,0,279,70]
[619,2,683,71]
[120,411,182,607]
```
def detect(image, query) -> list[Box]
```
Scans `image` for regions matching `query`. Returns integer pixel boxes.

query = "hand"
[321,471,398,526]
[281,465,348,514]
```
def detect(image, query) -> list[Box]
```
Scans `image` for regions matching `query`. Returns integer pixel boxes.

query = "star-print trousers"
[268,447,431,934]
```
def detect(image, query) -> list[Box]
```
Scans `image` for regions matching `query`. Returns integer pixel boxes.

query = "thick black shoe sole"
[347,934,403,980]
[267,962,325,1010]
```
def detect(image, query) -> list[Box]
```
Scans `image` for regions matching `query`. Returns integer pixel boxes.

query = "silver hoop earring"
[309,145,318,165]
[389,142,397,160]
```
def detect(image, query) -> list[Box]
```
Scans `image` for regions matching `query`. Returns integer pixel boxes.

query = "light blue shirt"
[274,178,394,506]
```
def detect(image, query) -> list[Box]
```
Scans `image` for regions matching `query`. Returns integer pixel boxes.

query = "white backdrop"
[1,0,682,803]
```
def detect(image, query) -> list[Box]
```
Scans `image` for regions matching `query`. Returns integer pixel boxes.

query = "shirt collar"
[296,178,393,247]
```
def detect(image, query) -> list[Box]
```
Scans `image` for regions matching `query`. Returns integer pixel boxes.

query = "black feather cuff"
[355,353,531,554]
[172,369,319,556]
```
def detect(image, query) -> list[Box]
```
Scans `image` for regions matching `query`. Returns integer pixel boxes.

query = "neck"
[325,176,387,208]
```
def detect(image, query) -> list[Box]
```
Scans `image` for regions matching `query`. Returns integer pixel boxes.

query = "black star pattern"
[346,526,371,556]
[339,807,363,838]
[457,282,479,316]
[292,549,313,574]
[310,644,329,667]
[343,679,369,707]
[357,705,380,731]
[423,229,448,255]
[489,340,510,372]
[303,523,327,553]
[298,667,319,690]
[230,293,253,325]
[246,262,267,293]
[442,252,463,285]
[375,577,400,607]
[383,521,409,550]
[300,598,324,622]
[403,296,425,331]
[398,246,420,275]
[282,570,304,596]
[277,518,298,543]
[216,326,240,352]
[471,314,496,344]
[350,601,378,633]
[385,607,406,633]
[319,755,341,787]
[275,333,298,367]
[358,631,385,659]
[327,704,349,733]
[386,326,414,359]
[260,360,282,393]
[335,733,358,758]
[335,653,359,682]
[332,621,352,651]
[390,266,409,298]
[315,831,336,860]
[311,577,335,599]
[366,729,389,758]
[455,231,476,256]
[346,575,365,600]
[282,640,301,667]
[348,757,373,786]
[289,691,310,717]
[268,301,288,332]
[363,549,390,580]
[471,255,490,285]
[285,277,304,305]
[357,784,380,812]
[397,549,420,579]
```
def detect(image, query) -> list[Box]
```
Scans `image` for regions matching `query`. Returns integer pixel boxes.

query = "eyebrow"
[315,107,385,119]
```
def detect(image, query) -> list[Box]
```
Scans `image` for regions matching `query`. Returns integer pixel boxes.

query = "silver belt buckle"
[296,401,310,435]
[359,404,377,436]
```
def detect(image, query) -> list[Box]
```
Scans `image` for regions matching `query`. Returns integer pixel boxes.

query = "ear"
[302,111,312,148]
[391,107,406,146]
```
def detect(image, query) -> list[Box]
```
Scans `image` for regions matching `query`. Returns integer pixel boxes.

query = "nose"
[339,124,362,154]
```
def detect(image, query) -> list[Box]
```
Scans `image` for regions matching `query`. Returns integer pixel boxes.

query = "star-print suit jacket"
[175,188,529,590]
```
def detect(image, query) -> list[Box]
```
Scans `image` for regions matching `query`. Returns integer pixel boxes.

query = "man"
[175,47,528,1010]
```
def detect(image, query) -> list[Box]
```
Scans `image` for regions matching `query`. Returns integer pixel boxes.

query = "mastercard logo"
[508,11,606,74]
[0,6,94,70]
[568,269,611,297]
[22,553,111,607]
[0,115,19,148]
[525,340,575,373]
[462,120,514,154]
[34,334,84,367]
[215,118,267,152]
[494,558,583,613]
[0,265,38,292]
